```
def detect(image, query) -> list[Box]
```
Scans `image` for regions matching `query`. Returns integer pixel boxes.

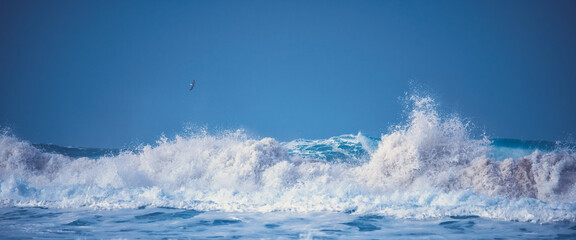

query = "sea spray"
[358,95,576,203]
[0,95,575,222]
[360,96,491,191]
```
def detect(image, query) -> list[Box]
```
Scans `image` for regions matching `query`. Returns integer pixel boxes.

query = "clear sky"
[1,0,575,148]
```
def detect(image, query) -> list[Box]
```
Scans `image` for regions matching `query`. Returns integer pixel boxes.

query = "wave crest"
[359,96,576,203]
[1,95,575,223]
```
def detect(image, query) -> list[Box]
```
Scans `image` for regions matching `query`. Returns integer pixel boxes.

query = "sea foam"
[1,95,575,223]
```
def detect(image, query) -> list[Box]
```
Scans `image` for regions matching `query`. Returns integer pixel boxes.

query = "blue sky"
[1,0,575,148]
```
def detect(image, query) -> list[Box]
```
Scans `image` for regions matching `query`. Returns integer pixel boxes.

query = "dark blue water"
[1,207,575,239]
[32,143,122,158]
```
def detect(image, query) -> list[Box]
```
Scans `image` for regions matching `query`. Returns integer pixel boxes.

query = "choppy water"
[1,95,575,238]
[2,207,576,239]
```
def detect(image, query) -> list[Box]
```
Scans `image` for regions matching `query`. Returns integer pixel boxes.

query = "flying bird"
[189,80,195,91]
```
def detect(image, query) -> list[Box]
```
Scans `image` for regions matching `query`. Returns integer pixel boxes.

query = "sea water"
[1,95,575,239]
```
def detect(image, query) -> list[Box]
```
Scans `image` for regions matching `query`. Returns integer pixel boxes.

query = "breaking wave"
[1,95,575,223]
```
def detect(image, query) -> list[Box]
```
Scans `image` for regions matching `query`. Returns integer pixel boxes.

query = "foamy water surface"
[1,96,575,238]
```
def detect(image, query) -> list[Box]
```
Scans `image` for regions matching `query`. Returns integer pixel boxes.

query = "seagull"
[189,80,195,91]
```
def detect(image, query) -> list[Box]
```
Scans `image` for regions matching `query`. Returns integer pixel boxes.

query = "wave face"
[1,96,575,223]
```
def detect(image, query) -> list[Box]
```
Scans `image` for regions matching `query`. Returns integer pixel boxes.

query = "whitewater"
[1,95,575,239]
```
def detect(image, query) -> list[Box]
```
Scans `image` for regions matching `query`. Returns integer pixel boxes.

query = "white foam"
[0,96,575,223]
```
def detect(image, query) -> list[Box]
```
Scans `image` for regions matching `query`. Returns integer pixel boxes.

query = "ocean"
[1,96,575,239]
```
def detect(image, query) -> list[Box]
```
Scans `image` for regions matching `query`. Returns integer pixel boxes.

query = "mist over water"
[1,95,575,224]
